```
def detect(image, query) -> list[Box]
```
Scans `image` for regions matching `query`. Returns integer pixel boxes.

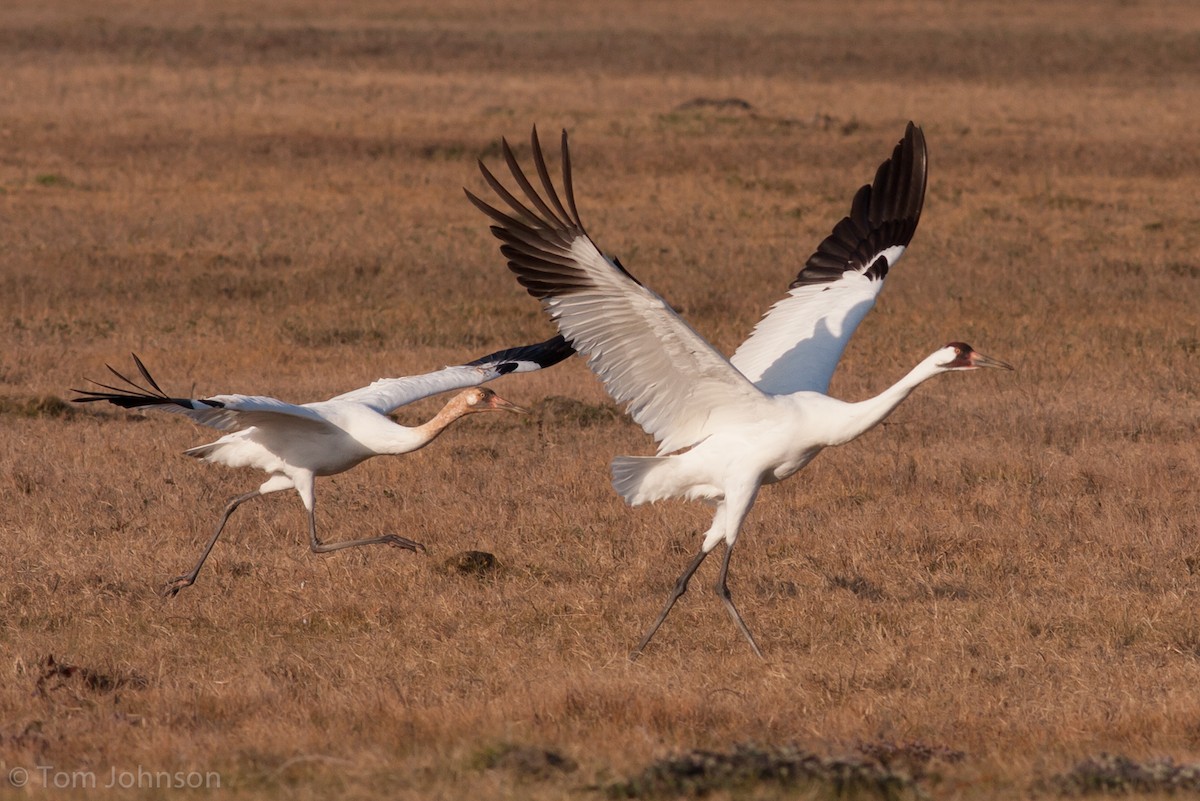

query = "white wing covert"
[327,335,573,415]
[182,395,334,432]
[730,122,928,395]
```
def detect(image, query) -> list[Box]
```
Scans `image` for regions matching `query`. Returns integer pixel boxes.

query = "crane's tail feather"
[184,442,219,460]
[613,454,723,506]
[612,455,675,506]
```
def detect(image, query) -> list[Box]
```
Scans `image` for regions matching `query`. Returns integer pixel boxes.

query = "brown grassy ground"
[2,0,1199,798]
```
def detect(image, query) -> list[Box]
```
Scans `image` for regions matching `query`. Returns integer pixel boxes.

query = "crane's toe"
[382,534,426,553]
[160,575,194,598]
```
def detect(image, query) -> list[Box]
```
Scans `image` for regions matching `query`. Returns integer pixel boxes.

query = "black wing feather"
[466,334,574,371]
[73,355,223,410]
[790,122,927,289]
[465,127,642,300]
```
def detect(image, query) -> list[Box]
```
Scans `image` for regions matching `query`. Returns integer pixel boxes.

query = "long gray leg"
[162,490,261,597]
[715,541,763,658]
[630,548,711,661]
[305,504,425,555]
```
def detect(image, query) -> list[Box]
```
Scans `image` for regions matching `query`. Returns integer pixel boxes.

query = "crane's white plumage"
[468,124,1013,658]
[730,274,882,394]
[73,336,571,596]
[138,393,334,433]
[329,336,571,413]
[731,127,926,394]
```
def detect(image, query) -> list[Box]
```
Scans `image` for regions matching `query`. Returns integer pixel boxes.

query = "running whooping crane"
[467,124,1013,658]
[73,336,572,596]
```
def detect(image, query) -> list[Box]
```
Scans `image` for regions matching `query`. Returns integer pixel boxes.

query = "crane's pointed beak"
[969,351,1014,371]
[487,394,529,414]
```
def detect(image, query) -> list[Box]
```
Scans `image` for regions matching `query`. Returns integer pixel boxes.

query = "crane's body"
[613,347,975,548]
[186,397,441,478]
[74,336,573,595]
[468,124,1012,657]
[612,393,832,506]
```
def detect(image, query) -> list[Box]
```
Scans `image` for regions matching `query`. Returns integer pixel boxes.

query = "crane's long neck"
[380,398,472,455]
[825,353,947,447]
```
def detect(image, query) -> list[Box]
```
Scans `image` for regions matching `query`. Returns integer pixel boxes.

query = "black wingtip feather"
[471,125,628,304]
[559,129,582,227]
[791,122,928,290]
[529,126,574,227]
[466,334,576,371]
[72,355,219,411]
[132,353,167,396]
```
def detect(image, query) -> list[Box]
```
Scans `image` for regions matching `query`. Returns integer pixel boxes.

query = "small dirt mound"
[441,550,500,577]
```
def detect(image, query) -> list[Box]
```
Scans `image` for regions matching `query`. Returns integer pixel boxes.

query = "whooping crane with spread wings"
[467,124,1012,658]
[74,336,572,596]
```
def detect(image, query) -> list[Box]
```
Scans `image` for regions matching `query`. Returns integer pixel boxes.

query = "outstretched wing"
[729,122,928,395]
[327,334,574,414]
[72,354,332,433]
[466,127,765,455]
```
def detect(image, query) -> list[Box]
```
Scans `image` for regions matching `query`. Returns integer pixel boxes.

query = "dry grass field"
[2,0,1199,798]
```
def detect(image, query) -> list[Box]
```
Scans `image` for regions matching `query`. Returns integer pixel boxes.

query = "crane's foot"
[381,534,426,553]
[160,574,195,598]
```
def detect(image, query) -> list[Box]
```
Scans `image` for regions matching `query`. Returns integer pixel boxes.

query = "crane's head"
[936,342,1014,372]
[458,387,529,415]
